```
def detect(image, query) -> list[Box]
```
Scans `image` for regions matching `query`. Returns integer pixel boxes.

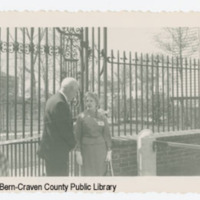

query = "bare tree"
[154,27,199,59]
[154,27,200,128]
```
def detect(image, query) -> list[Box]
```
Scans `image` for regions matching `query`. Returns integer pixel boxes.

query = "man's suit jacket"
[38,92,75,161]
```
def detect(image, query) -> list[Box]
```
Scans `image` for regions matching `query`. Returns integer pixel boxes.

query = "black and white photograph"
[1,26,200,177]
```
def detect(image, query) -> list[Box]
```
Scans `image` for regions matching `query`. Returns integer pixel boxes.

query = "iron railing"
[1,27,200,175]
[0,27,108,140]
[0,27,107,176]
[0,136,45,176]
[107,51,200,135]
[0,136,80,176]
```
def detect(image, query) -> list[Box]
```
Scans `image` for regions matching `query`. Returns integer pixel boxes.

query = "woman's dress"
[75,110,112,176]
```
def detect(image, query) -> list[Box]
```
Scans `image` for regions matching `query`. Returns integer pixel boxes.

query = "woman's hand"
[105,150,112,162]
[76,151,83,166]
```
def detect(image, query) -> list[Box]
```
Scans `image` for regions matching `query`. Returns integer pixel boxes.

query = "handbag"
[105,160,114,176]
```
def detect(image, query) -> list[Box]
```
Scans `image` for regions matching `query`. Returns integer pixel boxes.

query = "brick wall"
[155,130,200,176]
[112,136,138,176]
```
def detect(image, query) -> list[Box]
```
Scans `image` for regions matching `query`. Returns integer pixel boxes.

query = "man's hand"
[76,151,83,166]
[105,150,112,162]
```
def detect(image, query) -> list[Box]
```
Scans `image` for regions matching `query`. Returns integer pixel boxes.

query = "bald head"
[60,77,79,101]
[60,77,78,90]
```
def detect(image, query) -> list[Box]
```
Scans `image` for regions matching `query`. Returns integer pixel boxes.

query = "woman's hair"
[84,91,99,107]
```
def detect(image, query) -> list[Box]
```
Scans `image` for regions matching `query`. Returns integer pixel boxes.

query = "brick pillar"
[112,137,137,176]
[137,129,156,176]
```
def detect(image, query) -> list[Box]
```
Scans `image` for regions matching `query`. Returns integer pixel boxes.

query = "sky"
[108,27,162,54]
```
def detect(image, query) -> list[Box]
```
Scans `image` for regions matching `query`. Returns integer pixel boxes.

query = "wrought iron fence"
[1,27,200,176]
[0,136,45,176]
[0,136,80,176]
[0,27,108,176]
[0,27,85,139]
[106,51,200,135]
[0,27,108,139]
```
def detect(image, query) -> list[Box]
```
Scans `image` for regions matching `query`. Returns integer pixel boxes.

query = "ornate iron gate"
[0,27,108,176]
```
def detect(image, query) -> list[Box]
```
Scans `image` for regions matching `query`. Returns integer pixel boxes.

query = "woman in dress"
[75,92,112,176]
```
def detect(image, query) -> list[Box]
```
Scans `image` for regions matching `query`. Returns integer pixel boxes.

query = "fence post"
[80,28,84,112]
[84,27,89,92]
[137,129,156,175]
[103,27,107,110]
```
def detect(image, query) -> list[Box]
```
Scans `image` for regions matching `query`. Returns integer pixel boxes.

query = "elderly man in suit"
[38,77,79,176]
